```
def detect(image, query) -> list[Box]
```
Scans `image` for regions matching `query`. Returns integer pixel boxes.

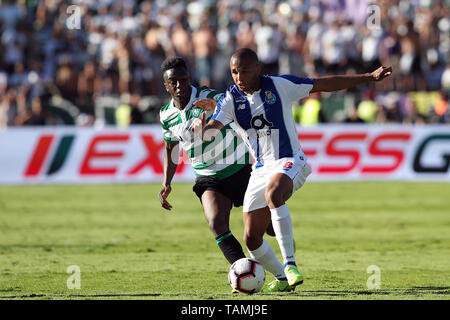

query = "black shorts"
[193,165,252,208]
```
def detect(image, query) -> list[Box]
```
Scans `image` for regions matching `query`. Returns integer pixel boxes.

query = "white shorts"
[243,153,312,212]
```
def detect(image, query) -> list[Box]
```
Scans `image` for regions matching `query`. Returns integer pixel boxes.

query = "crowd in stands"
[0,0,449,128]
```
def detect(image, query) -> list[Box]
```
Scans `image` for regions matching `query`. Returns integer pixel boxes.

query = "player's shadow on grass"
[1,287,449,299]
[0,293,163,299]
[267,286,450,297]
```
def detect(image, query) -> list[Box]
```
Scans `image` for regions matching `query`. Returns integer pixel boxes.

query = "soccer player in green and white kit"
[158,57,273,274]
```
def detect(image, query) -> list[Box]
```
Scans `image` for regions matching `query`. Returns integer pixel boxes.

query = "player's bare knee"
[265,187,283,208]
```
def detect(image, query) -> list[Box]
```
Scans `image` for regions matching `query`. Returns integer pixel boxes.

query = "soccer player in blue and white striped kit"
[193,48,392,292]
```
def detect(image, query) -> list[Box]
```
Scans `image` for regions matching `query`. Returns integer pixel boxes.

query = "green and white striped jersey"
[160,86,251,179]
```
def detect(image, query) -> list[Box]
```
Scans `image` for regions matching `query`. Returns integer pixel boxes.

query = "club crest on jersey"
[192,108,201,117]
[264,90,276,104]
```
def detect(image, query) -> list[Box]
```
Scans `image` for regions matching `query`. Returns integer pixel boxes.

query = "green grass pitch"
[0,182,449,300]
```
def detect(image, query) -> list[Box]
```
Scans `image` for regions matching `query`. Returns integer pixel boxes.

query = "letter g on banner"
[413,134,450,173]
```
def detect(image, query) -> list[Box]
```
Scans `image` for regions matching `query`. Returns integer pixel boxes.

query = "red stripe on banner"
[127,134,165,175]
[298,133,323,156]
[80,134,129,175]
[361,133,411,174]
[24,135,54,176]
[318,133,367,173]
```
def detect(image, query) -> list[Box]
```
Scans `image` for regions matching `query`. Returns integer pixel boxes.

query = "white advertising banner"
[0,125,449,185]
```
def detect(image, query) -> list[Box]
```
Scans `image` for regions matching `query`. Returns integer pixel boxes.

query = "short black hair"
[232,48,259,64]
[161,56,187,74]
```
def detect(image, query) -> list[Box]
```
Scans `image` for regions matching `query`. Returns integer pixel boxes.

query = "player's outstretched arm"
[193,98,217,111]
[158,141,179,211]
[191,101,225,142]
[310,66,392,93]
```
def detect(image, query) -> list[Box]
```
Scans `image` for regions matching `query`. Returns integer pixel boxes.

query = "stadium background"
[0,0,449,127]
[0,0,449,300]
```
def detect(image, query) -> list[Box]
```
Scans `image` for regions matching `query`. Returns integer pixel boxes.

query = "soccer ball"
[228,258,265,294]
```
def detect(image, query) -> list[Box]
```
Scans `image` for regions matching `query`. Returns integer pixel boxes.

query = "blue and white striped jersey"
[212,75,314,169]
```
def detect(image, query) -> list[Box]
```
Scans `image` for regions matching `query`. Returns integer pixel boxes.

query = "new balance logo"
[238,104,246,110]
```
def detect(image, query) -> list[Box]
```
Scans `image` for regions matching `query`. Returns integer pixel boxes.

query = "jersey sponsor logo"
[251,114,273,130]
[255,129,273,138]
[282,161,293,170]
[264,90,276,104]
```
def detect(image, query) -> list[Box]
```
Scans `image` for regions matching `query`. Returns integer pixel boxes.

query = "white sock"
[248,239,286,281]
[270,204,296,267]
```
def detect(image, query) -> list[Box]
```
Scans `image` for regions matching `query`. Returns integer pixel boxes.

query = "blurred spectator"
[0,0,24,30]
[361,28,383,73]
[192,18,217,87]
[25,96,46,126]
[434,91,449,123]
[115,93,132,128]
[254,20,284,75]
[77,60,101,115]
[171,21,193,64]
[321,21,346,74]
[357,90,377,123]
[286,24,307,76]
[305,6,325,75]
[442,64,450,90]
[236,21,257,52]
[130,93,144,125]
[0,0,448,127]
[115,92,143,127]
[293,92,326,126]
[55,60,78,103]
[1,25,26,73]
[344,106,365,123]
